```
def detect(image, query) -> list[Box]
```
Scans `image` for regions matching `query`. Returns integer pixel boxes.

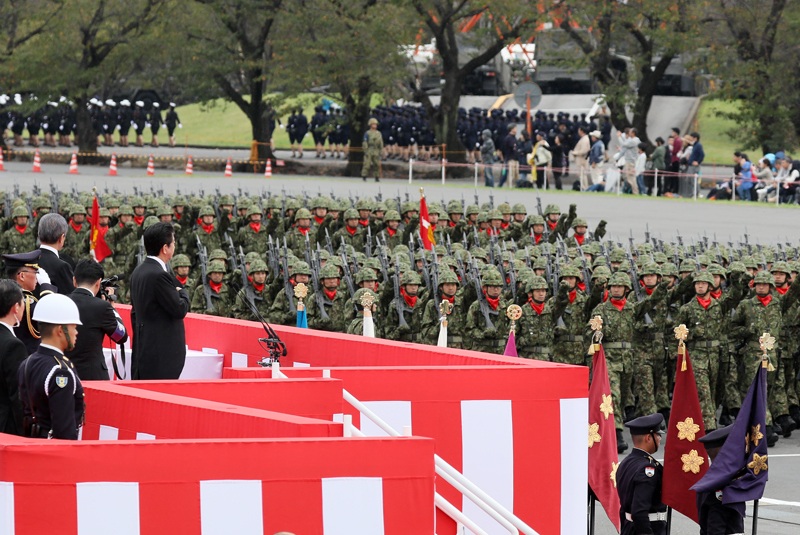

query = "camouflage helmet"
[309,197,328,210]
[243,205,261,219]
[481,267,503,286]
[219,194,234,206]
[355,198,373,211]
[571,217,588,229]
[292,261,312,276]
[249,259,268,273]
[207,260,226,274]
[660,263,678,277]
[592,265,612,281]
[355,268,378,284]
[209,249,228,261]
[592,256,607,268]
[156,205,173,217]
[294,207,312,220]
[11,206,28,218]
[653,252,668,264]
[373,201,388,213]
[285,198,302,211]
[609,249,626,263]
[266,197,281,210]
[447,200,464,214]
[608,272,632,289]
[616,260,631,273]
[679,259,697,273]
[471,247,488,261]
[438,269,459,285]
[497,202,512,215]
[693,271,715,285]
[697,254,712,267]
[560,264,581,278]
[319,264,340,279]
[771,260,791,275]
[488,209,503,220]
[105,196,121,208]
[465,204,481,216]
[706,263,727,279]
[477,211,490,224]
[753,270,775,286]
[393,244,409,255]
[533,256,548,270]
[400,270,422,285]
[69,204,87,217]
[198,205,216,217]
[400,201,416,215]
[245,251,261,264]
[511,203,527,215]
[118,204,134,216]
[368,118,378,126]
[525,276,548,292]
[171,195,187,207]
[543,203,560,217]
[353,287,377,307]
[337,199,350,211]
[384,209,401,221]
[639,262,660,276]
[742,256,758,270]
[528,214,545,226]
[33,196,50,210]
[142,215,159,229]
[762,250,775,263]
[97,207,111,218]
[344,208,359,220]
[146,198,160,211]
[171,254,191,268]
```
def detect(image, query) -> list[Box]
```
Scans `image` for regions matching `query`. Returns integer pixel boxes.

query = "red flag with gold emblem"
[419,191,435,250]
[662,341,708,523]
[90,195,112,262]
[588,342,621,532]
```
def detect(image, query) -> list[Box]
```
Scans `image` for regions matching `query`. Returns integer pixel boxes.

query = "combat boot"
[766,425,779,447]
[616,429,628,454]
[776,414,796,438]
[790,405,800,426]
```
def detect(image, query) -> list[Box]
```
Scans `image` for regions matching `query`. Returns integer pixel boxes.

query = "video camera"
[100,275,123,302]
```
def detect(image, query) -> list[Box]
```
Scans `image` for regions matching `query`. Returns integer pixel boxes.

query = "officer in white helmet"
[18,294,85,440]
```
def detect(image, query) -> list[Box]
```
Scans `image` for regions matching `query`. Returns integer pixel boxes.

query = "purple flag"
[503,330,518,357]
[691,359,769,517]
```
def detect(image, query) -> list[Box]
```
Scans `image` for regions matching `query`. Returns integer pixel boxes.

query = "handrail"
[435,493,489,535]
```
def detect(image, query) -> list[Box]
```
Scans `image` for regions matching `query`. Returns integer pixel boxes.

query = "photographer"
[66,259,128,380]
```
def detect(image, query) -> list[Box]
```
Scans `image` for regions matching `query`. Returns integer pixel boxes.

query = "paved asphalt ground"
[2,159,799,534]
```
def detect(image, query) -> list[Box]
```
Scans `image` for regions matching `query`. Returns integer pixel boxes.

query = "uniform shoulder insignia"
[55,376,68,389]
[644,467,655,478]
[715,490,723,501]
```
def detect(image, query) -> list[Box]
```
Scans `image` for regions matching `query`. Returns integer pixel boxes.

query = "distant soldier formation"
[2,182,799,453]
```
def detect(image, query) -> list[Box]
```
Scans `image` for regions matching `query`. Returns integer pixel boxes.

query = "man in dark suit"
[4,250,58,355]
[66,259,128,381]
[130,222,190,379]
[0,279,28,435]
[37,213,75,295]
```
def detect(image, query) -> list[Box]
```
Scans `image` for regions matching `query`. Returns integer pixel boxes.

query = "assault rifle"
[470,258,496,329]
[195,235,213,311]
[281,238,297,315]
[626,248,652,324]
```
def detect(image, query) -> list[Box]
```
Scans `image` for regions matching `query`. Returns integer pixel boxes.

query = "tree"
[275,0,413,175]
[403,0,539,168]
[1,0,168,153]
[548,0,701,147]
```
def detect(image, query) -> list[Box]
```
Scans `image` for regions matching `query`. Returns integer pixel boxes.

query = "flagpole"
[665,506,672,534]
[752,499,759,535]
[587,488,596,535]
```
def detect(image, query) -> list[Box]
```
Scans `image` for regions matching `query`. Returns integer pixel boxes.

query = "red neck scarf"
[547,220,557,231]
[386,227,397,237]
[487,227,500,236]
[577,282,585,293]
[574,233,585,245]
[253,281,265,293]
[484,291,499,310]
[14,225,26,234]
[710,289,722,299]
[324,288,337,300]
[610,297,626,311]
[176,275,188,285]
[529,299,545,315]
[643,284,654,296]
[776,285,789,295]
[70,221,83,233]
[533,233,542,244]
[346,225,358,236]
[209,281,222,294]
[201,223,214,234]
[696,295,712,309]
[569,289,577,303]
[359,219,369,227]
[297,225,309,235]
[314,215,325,225]
[134,215,144,226]
[501,221,510,230]
[757,294,772,307]
[249,222,261,233]
[603,289,609,302]
[174,212,181,221]
[441,294,455,304]
[449,220,457,227]
[400,287,417,307]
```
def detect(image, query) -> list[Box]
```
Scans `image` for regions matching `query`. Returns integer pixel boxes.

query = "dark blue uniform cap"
[698,424,732,449]
[625,413,664,436]
[2,250,41,270]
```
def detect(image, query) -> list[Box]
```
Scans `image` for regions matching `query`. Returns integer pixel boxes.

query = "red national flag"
[662,346,708,523]
[588,343,621,532]
[90,195,113,262]
[419,193,435,250]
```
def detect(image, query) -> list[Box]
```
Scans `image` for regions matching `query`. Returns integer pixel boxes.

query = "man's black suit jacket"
[66,288,128,381]
[38,247,75,295]
[0,325,28,435]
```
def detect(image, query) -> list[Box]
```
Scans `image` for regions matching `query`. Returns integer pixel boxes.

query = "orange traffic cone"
[68,151,79,174]
[146,154,155,176]
[264,159,272,178]
[108,153,118,176]
[185,156,194,175]
[0,148,5,171]
[224,157,233,178]
[32,149,42,172]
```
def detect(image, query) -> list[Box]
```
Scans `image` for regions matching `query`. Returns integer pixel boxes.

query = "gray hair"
[38,213,68,244]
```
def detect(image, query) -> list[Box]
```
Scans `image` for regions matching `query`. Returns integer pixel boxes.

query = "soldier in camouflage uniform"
[332,208,366,252]
[377,210,403,251]
[421,269,466,348]
[466,267,512,355]
[171,254,196,303]
[235,204,270,256]
[190,259,234,317]
[347,288,380,336]
[284,207,317,259]
[386,271,426,343]
[63,205,90,260]
[771,261,800,423]
[232,259,272,321]
[361,118,383,182]
[0,206,37,259]
[268,260,311,326]
[731,270,798,444]
[517,276,555,360]
[306,264,348,332]
[187,205,230,266]
[551,265,599,366]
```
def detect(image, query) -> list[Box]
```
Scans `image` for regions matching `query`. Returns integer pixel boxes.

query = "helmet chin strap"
[62,326,75,352]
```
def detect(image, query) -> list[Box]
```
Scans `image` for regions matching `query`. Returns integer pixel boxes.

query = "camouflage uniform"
[331,209,366,253]
[306,264,349,332]
[190,260,234,317]
[347,288,381,336]
[0,206,37,259]
[551,266,596,366]
[517,276,555,360]
[283,208,319,259]
[63,205,90,260]
[421,270,466,348]
[385,271,427,343]
[235,205,271,256]
[187,205,230,267]
[361,118,383,180]
[772,262,800,415]
[377,210,405,251]
[171,254,197,304]
[344,270,384,338]
[268,261,310,326]
[466,268,512,355]
[232,259,272,321]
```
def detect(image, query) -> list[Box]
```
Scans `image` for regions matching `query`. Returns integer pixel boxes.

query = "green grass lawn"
[695,99,741,166]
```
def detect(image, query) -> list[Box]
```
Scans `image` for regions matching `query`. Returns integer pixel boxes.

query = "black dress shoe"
[616,429,629,454]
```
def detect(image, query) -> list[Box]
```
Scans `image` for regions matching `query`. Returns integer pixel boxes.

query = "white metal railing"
[270,363,538,535]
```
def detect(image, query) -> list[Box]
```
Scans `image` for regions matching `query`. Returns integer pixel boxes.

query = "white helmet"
[32,294,82,325]
[105,99,116,106]
[135,100,144,107]
[152,102,159,108]
[120,99,130,106]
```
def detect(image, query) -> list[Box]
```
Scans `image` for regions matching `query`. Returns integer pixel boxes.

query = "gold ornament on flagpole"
[360,291,375,318]
[674,323,689,371]
[439,299,452,328]
[506,304,522,334]
[759,332,776,371]
[294,283,308,312]
[588,315,603,355]
[419,187,425,197]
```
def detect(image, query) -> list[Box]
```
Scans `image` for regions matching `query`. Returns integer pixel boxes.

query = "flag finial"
[675,323,689,370]
[759,332,775,370]
[294,283,308,312]
[419,187,424,197]
[588,315,603,354]
[506,304,522,334]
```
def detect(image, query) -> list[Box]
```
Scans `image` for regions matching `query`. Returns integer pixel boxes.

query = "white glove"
[145,122,151,128]
[103,124,108,131]
[279,124,285,129]
[7,121,12,129]
[161,123,166,129]
[36,269,51,286]
[43,123,48,129]
[178,123,183,129]
[116,124,121,131]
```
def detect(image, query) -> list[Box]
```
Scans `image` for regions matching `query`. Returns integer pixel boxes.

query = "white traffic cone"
[0,148,5,171]
[68,151,78,174]
[264,159,272,178]
[185,156,194,175]
[224,157,232,178]
[108,153,118,176]
[32,149,42,172]
[146,154,155,176]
